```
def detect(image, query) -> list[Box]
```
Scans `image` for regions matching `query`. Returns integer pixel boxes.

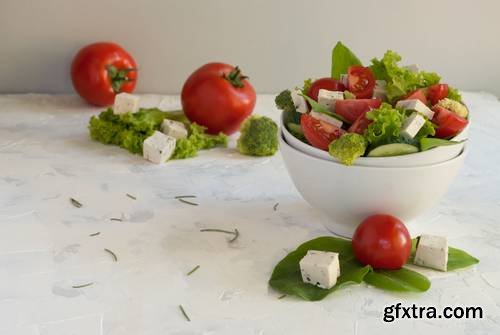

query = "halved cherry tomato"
[352,214,412,270]
[428,84,449,105]
[432,106,468,138]
[307,78,345,101]
[347,66,376,99]
[405,88,428,105]
[301,114,345,150]
[348,112,372,134]
[335,99,382,124]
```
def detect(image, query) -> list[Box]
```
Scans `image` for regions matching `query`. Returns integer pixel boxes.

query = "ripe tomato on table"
[352,214,412,270]
[181,63,256,135]
[347,66,375,99]
[307,78,345,101]
[71,42,137,106]
[300,114,345,151]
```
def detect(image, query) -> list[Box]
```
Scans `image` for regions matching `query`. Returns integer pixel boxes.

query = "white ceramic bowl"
[280,133,467,237]
[281,114,468,167]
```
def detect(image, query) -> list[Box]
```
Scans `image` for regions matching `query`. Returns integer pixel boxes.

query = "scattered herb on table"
[104,248,118,262]
[179,305,191,321]
[200,228,239,243]
[175,195,197,199]
[278,294,287,299]
[229,228,240,243]
[70,198,83,208]
[178,198,199,206]
[187,265,200,276]
[273,203,279,211]
[110,218,123,222]
[72,282,94,289]
[89,232,100,237]
[126,193,137,200]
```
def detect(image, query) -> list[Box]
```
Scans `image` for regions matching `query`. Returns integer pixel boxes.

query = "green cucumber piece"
[367,143,419,157]
[287,122,305,140]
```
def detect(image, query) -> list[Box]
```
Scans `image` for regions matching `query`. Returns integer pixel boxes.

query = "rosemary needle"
[278,294,287,299]
[104,248,118,262]
[70,198,82,208]
[229,228,240,243]
[178,198,198,206]
[126,193,137,200]
[273,203,279,211]
[174,195,197,199]
[179,305,191,321]
[89,232,100,237]
[72,282,94,289]
[186,265,200,276]
[110,218,123,222]
[200,228,240,243]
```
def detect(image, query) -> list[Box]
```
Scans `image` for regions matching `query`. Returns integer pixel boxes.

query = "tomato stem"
[106,65,137,93]
[222,66,248,88]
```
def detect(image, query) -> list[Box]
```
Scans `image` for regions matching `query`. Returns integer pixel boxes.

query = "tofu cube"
[401,112,426,139]
[317,89,344,111]
[161,119,188,140]
[310,111,343,128]
[299,250,340,289]
[404,64,419,73]
[414,234,448,271]
[113,93,140,115]
[291,90,308,114]
[339,74,349,87]
[143,131,176,164]
[396,99,435,119]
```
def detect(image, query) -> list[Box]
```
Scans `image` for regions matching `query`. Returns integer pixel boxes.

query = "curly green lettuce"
[328,133,367,165]
[172,123,228,159]
[364,103,405,147]
[237,115,278,156]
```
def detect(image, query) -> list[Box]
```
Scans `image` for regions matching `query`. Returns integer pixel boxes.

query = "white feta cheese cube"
[113,92,140,115]
[414,234,448,271]
[299,250,340,289]
[317,89,344,111]
[310,111,343,128]
[396,99,435,119]
[401,112,426,139]
[339,74,349,87]
[404,64,419,73]
[291,90,308,114]
[161,119,188,140]
[143,131,176,164]
[375,80,387,88]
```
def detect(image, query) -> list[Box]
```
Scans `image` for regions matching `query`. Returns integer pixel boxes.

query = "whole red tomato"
[71,42,137,106]
[352,214,412,270]
[181,63,256,135]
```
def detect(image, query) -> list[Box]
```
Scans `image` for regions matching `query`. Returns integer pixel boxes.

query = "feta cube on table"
[161,119,188,140]
[310,111,343,128]
[291,90,308,114]
[317,89,344,111]
[143,131,176,164]
[396,99,435,119]
[401,112,426,139]
[414,234,448,271]
[113,92,140,115]
[299,250,340,289]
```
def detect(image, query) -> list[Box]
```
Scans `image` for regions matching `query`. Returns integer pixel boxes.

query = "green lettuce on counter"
[88,108,227,159]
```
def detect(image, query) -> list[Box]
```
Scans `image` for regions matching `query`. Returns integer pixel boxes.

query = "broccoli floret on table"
[237,115,278,156]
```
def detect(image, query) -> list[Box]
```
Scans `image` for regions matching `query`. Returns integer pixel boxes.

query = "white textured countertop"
[1,93,499,335]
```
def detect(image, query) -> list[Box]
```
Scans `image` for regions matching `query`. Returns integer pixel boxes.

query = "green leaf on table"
[301,94,349,123]
[420,138,466,151]
[331,41,362,80]
[269,236,371,301]
[364,268,431,292]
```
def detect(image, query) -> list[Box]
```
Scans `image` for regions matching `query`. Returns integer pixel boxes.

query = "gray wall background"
[1,0,499,96]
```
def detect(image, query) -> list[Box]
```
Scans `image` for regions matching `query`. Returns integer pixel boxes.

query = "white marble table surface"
[1,93,499,335]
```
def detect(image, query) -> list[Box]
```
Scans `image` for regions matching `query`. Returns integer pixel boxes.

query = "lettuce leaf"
[447,86,462,102]
[331,42,362,80]
[364,103,405,147]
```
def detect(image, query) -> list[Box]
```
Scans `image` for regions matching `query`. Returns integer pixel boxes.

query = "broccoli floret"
[237,115,278,156]
[435,98,468,118]
[328,133,367,165]
[275,89,301,125]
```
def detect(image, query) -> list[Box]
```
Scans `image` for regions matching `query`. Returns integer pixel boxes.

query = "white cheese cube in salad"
[317,89,344,111]
[161,119,188,140]
[310,111,343,128]
[113,92,140,115]
[339,74,349,87]
[401,112,426,139]
[396,99,435,119]
[299,250,340,289]
[143,131,176,164]
[291,90,308,114]
[373,80,387,101]
[414,234,448,271]
[404,64,419,73]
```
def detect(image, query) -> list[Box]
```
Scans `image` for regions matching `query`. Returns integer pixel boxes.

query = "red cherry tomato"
[307,78,345,101]
[71,42,137,106]
[301,114,345,150]
[347,66,376,99]
[432,106,468,138]
[335,99,382,124]
[352,214,412,270]
[181,63,256,135]
[348,111,372,134]
[428,84,449,105]
[405,88,428,105]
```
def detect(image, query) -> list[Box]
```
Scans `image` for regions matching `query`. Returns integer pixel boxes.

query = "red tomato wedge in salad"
[405,89,428,105]
[307,78,345,101]
[432,106,468,138]
[348,111,372,134]
[301,114,345,150]
[347,66,376,99]
[427,84,449,105]
[335,99,382,124]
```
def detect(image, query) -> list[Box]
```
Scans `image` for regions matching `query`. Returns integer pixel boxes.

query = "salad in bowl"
[276,42,468,166]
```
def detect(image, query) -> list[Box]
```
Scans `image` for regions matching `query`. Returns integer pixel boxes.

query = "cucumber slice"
[367,143,419,157]
[287,122,305,140]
